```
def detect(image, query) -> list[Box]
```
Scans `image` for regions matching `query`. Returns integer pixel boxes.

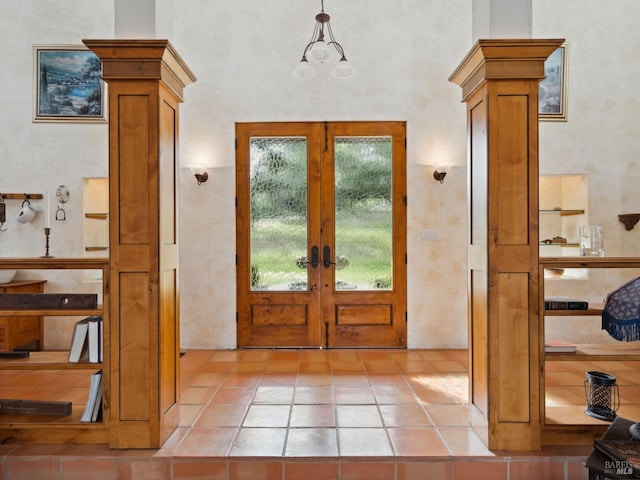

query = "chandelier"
[292,0,355,80]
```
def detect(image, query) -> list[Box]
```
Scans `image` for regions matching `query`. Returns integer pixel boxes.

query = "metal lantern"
[584,371,620,421]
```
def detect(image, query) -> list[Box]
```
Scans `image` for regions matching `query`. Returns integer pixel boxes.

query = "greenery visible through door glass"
[249,137,308,291]
[248,135,393,291]
[334,137,393,290]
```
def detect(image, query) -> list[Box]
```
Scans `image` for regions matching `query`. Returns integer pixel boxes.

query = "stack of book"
[68,316,103,363]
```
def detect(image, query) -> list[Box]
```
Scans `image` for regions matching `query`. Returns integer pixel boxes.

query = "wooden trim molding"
[83,39,197,101]
[449,39,565,101]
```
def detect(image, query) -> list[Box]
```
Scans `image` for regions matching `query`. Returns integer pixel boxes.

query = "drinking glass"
[579,225,604,257]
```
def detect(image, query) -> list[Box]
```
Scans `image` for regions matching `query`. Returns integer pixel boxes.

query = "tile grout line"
[228,353,261,457]
[401,369,457,457]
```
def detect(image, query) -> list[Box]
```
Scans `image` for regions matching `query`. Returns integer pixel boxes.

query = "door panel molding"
[336,305,393,326]
[251,304,308,326]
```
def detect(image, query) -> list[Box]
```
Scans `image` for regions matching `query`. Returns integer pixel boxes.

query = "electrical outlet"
[420,229,439,241]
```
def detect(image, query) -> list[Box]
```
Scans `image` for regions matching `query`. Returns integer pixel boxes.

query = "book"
[81,370,103,422]
[544,339,577,353]
[87,316,102,363]
[99,317,104,362]
[68,318,90,363]
[69,316,102,363]
[544,296,589,310]
[594,438,640,476]
[91,377,103,422]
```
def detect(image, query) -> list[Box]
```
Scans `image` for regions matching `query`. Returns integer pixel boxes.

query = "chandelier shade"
[331,58,355,79]
[292,60,317,80]
[293,0,354,79]
[308,41,333,64]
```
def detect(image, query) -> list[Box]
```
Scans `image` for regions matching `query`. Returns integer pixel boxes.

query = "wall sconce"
[190,164,209,185]
[433,164,451,184]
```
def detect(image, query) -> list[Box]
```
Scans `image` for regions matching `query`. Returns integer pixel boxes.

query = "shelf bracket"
[618,214,640,231]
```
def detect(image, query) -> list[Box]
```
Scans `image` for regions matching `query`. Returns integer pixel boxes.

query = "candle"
[44,191,50,228]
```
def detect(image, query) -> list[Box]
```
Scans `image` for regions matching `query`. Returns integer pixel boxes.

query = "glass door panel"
[334,137,393,291]
[249,137,308,291]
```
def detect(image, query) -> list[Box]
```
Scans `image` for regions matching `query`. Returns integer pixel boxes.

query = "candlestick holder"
[41,227,54,258]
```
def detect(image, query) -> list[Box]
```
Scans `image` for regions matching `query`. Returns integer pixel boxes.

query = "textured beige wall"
[174,0,471,349]
[535,0,640,345]
[1,1,638,349]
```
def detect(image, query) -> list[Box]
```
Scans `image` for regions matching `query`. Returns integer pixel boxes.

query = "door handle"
[323,246,335,268]
[311,245,319,268]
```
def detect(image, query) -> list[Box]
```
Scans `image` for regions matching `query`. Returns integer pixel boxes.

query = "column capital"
[449,39,564,101]
[83,39,197,101]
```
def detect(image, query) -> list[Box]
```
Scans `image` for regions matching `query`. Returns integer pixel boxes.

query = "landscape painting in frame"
[539,44,568,121]
[34,45,106,123]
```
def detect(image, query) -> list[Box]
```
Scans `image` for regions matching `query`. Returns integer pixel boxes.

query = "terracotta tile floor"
[3,349,634,479]
[176,349,474,458]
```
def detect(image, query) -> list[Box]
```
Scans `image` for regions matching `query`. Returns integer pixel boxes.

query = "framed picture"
[539,44,568,121]
[33,45,106,123]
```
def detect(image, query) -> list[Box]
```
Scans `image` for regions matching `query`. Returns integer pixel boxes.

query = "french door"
[236,121,406,348]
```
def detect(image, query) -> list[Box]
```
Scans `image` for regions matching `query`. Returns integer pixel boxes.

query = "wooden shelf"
[0,408,103,426]
[0,257,108,270]
[540,255,640,446]
[84,213,108,220]
[0,351,106,443]
[0,258,109,445]
[0,426,108,446]
[0,407,108,444]
[544,303,604,316]
[0,280,47,288]
[539,243,579,247]
[540,256,640,269]
[539,209,585,216]
[0,307,103,317]
[544,405,613,427]
[545,344,640,361]
[0,351,102,369]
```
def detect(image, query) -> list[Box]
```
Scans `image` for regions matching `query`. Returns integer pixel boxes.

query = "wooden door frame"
[321,122,407,348]
[236,121,407,348]
[236,122,324,347]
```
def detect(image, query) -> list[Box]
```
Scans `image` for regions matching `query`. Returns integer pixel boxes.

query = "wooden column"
[449,39,563,450]
[84,40,196,448]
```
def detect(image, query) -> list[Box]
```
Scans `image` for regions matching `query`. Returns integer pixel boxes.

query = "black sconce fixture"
[194,170,208,185]
[189,164,209,185]
[433,164,451,184]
